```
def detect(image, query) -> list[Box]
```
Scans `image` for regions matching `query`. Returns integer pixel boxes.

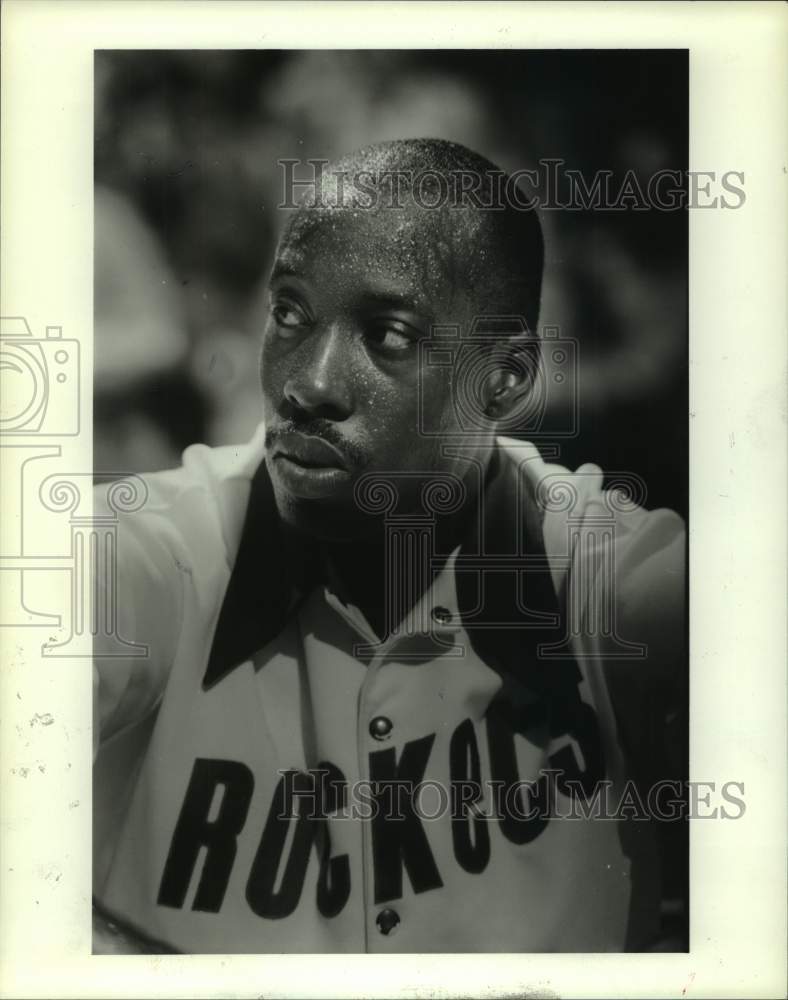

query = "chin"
[273,488,372,543]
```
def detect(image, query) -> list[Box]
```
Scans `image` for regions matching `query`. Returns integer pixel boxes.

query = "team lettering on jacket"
[157,695,604,918]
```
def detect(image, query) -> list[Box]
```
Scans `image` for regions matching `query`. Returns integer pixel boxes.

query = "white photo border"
[0,1,785,997]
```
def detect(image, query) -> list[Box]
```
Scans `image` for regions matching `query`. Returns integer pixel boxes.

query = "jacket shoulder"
[496,436,685,588]
[96,423,267,575]
[130,422,265,507]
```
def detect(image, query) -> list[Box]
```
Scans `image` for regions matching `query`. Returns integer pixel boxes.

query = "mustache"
[264,419,369,470]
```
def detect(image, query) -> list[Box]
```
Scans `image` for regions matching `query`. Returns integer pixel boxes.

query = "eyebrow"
[269,261,301,283]
[355,289,428,315]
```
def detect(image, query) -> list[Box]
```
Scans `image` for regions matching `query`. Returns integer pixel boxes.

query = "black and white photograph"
[0,3,785,997]
[91,47,690,955]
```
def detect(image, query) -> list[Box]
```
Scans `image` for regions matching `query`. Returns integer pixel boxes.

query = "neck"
[321,456,495,639]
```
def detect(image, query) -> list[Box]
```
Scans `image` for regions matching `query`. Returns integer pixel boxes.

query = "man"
[93,139,686,953]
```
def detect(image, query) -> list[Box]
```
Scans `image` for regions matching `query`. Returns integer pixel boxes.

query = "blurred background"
[94,49,688,517]
[93,49,688,941]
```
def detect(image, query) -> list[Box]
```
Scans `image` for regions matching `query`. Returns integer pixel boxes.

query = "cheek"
[421,365,457,433]
[369,372,453,461]
[259,330,284,403]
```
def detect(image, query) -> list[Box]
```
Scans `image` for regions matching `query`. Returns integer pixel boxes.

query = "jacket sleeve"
[593,495,688,785]
[92,473,189,758]
[91,433,264,759]
[537,456,687,779]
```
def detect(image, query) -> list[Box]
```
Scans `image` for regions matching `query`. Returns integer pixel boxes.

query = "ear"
[481,340,540,420]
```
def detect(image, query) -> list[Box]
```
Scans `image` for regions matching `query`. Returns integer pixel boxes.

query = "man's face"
[260,203,487,540]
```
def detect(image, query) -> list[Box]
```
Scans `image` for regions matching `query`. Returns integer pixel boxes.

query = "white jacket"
[93,427,685,953]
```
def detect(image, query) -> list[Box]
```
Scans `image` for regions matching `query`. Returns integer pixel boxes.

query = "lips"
[273,431,349,469]
[270,431,353,499]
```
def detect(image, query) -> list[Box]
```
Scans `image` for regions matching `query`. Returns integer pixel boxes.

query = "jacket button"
[376,908,400,936]
[431,605,453,626]
[369,716,393,740]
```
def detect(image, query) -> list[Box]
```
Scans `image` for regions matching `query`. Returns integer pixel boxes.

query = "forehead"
[272,203,466,315]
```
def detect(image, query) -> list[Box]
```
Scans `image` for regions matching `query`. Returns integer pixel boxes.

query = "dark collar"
[202,459,319,690]
[203,451,580,698]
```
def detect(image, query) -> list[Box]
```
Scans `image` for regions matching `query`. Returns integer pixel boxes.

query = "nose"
[283,322,353,420]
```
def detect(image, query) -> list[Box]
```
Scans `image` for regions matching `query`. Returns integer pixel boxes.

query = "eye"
[367,320,417,353]
[270,297,309,337]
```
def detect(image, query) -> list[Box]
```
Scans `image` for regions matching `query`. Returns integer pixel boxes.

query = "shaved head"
[280,138,545,335]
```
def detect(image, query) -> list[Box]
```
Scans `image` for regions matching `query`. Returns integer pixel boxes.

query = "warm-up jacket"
[93,426,686,953]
